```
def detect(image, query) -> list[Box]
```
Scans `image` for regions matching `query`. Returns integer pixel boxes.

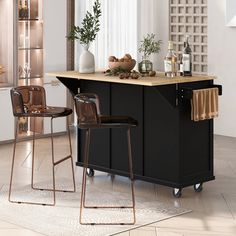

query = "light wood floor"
[0,130,236,236]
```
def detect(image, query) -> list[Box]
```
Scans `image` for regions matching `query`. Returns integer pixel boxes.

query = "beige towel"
[191,87,219,122]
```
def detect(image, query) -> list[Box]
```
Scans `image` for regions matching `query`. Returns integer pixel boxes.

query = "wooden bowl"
[108,59,136,71]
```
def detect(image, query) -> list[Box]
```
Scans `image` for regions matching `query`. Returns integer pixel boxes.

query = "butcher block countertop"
[47,70,216,87]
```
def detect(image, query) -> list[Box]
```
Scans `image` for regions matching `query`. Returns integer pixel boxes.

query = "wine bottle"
[179,56,184,76]
[182,35,192,77]
[164,41,177,78]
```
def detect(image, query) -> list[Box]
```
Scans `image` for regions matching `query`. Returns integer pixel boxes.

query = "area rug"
[0,181,191,236]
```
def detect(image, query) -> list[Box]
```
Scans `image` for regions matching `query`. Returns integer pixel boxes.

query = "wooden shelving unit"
[17,0,44,137]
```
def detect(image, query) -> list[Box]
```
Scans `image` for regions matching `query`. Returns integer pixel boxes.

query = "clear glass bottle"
[182,35,192,77]
[164,41,177,78]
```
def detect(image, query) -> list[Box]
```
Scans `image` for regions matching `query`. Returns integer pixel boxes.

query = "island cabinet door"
[179,81,214,185]
[110,84,143,176]
[78,80,111,169]
[144,85,180,186]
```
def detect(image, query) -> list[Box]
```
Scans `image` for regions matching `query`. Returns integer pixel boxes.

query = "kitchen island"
[48,71,219,197]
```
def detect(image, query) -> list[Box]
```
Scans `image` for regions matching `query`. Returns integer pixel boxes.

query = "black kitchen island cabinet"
[48,71,218,197]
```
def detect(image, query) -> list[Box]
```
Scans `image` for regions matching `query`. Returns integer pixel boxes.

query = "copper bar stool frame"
[9,85,76,206]
[75,93,136,225]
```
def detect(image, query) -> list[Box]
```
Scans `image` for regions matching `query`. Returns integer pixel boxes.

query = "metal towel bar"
[180,84,222,100]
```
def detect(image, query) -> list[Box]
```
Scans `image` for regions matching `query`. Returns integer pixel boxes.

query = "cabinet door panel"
[144,86,180,182]
[111,84,143,176]
[179,81,213,182]
[0,88,14,141]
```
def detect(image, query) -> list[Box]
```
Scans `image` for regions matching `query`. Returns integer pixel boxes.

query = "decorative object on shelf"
[108,54,136,71]
[19,0,29,19]
[0,65,5,75]
[67,0,101,73]
[138,33,162,74]
[23,63,31,85]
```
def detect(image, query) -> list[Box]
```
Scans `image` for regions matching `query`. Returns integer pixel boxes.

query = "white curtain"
[75,0,159,70]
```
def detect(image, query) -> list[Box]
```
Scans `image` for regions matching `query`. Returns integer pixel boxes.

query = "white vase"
[79,45,95,74]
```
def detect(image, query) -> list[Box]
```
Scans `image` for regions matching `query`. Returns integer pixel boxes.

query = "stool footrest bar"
[54,155,72,166]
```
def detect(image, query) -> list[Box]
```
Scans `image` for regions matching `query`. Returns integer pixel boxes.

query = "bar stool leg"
[8,118,55,206]
[67,116,76,192]
[31,117,36,190]
[79,128,136,225]
[31,117,76,193]
[79,129,91,224]
[50,117,56,206]
[8,118,18,203]
[127,127,136,225]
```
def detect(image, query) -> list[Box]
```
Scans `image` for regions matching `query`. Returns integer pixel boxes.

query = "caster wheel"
[194,183,203,193]
[87,169,95,177]
[173,188,182,198]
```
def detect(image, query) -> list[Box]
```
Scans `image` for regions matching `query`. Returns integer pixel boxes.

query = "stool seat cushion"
[20,106,72,118]
[100,115,138,127]
[78,115,138,129]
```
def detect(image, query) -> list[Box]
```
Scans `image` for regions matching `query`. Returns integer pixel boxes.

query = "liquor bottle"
[179,57,184,76]
[19,0,23,19]
[24,0,29,19]
[164,41,177,77]
[182,35,192,76]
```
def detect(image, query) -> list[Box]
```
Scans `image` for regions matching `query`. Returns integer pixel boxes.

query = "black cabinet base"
[57,77,215,197]
[76,162,215,189]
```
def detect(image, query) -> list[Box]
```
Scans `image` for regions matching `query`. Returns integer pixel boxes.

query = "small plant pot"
[138,59,153,74]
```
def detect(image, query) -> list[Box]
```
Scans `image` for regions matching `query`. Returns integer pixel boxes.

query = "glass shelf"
[19,76,43,79]
[19,18,40,21]
[18,47,43,50]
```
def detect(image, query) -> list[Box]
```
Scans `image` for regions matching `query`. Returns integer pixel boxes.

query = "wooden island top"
[47,70,216,87]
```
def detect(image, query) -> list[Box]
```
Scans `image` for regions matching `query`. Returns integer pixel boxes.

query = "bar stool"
[74,93,137,225]
[9,85,76,206]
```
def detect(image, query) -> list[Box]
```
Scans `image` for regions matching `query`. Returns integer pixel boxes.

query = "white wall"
[137,0,169,70]
[208,0,236,137]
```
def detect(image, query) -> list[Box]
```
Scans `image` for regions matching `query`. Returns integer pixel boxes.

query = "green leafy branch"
[138,33,162,58]
[67,0,101,46]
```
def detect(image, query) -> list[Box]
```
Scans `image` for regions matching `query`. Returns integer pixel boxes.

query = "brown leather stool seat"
[19,106,73,118]
[9,85,76,206]
[74,93,136,225]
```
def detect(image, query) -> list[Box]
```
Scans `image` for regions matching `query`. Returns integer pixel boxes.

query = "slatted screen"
[169,0,208,74]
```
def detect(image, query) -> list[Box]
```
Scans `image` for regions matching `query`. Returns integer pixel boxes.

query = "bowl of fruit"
[108,54,136,72]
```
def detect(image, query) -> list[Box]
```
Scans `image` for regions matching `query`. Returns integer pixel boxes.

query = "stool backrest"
[74,93,101,127]
[11,86,46,117]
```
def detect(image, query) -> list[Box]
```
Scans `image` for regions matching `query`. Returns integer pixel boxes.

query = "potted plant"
[68,0,101,73]
[138,33,162,74]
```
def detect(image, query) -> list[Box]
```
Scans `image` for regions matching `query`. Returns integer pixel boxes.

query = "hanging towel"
[191,87,219,122]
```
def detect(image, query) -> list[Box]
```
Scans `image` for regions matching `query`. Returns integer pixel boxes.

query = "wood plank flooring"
[0,130,236,235]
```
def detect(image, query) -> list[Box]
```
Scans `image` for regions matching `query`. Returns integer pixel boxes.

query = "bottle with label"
[164,41,177,78]
[182,35,192,76]
[19,0,23,19]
